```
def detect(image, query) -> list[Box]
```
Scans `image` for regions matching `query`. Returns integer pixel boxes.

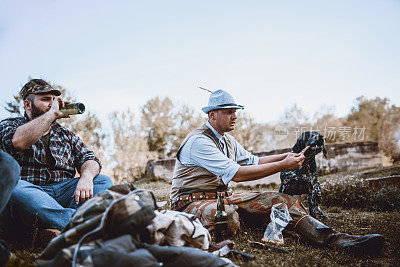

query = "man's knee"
[185,201,240,235]
[258,191,298,205]
[93,174,113,193]
[0,151,20,188]
[10,180,35,196]
[9,180,43,203]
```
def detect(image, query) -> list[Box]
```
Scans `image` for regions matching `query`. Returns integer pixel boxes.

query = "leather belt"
[171,190,232,211]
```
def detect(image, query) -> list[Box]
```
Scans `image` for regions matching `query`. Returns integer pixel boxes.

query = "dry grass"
[318,164,400,184]
[8,165,400,266]
[320,165,400,211]
[229,208,399,267]
[227,165,400,266]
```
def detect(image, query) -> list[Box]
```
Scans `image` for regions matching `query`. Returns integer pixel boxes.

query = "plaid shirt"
[0,116,102,185]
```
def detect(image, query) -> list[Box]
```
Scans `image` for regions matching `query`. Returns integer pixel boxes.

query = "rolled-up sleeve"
[69,131,102,172]
[235,141,259,166]
[180,136,240,185]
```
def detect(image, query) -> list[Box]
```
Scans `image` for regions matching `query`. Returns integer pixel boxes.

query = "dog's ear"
[303,131,311,141]
[323,145,327,158]
[319,133,328,158]
[292,141,302,153]
[292,133,308,153]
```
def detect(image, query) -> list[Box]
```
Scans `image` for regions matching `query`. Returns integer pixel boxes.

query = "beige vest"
[170,123,236,200]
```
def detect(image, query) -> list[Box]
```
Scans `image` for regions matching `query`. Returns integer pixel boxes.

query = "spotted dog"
[279,131,327,219]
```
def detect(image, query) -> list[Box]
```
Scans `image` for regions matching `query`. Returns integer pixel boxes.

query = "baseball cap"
[20,79,61,100]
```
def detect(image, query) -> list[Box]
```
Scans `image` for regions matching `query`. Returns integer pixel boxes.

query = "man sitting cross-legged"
[170,89,384,254]
[0,79,113,245]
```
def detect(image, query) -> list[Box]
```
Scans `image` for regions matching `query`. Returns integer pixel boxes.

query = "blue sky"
[0,0,399,124]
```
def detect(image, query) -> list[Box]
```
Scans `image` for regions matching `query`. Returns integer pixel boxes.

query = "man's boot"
[294,215,384,254]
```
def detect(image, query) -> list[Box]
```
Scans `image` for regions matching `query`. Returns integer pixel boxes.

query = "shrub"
[321,178,400,211]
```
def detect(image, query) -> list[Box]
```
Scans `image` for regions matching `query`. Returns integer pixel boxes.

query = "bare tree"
[275,104,312,148]
[109,109,157,183]
[280,103,310,126]
[170,104,204,156]
[140,97,176,157]
[231,112,268,152]
[346,96,400,162]
[313,106,345,143]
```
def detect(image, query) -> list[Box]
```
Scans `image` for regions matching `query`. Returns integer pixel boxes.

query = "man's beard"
[30,102,46,119]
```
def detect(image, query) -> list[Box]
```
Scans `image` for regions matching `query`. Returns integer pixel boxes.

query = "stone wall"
[144,141,382,187]
[144,158,176,183]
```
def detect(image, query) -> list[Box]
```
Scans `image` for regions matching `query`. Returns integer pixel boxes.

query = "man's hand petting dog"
[300,145,311,155]
[282,146,310,170]
[283,148,307,170]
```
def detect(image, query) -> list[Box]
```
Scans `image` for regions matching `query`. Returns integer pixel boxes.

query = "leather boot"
[294,215,384,254]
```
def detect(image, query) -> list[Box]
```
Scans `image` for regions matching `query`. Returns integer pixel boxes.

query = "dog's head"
[292,131,327,158]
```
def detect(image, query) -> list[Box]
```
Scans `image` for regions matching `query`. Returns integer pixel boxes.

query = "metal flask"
[60,103,85,115]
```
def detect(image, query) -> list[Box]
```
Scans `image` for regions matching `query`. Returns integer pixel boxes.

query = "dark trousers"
[0,151,20,214]
[0,151,20,265]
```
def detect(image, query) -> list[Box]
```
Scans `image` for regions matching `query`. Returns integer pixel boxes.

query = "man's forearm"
[258,153,289,165]
[12,111,57,150]
[232,161,285,182]
[79,160,101,180]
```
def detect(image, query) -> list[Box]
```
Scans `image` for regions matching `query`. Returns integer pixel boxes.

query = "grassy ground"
[318,164,400,184]
[7,165,400,266]
[230,208,399,266]
[136,166,400,266]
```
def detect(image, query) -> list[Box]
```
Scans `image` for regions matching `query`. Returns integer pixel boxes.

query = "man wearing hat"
[0,79,113,244]
[170,89,384,253]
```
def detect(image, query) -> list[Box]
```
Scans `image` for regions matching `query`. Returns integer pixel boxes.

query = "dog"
[279,131,327,219]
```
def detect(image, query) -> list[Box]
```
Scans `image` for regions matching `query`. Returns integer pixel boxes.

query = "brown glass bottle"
[214,193,228,242]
